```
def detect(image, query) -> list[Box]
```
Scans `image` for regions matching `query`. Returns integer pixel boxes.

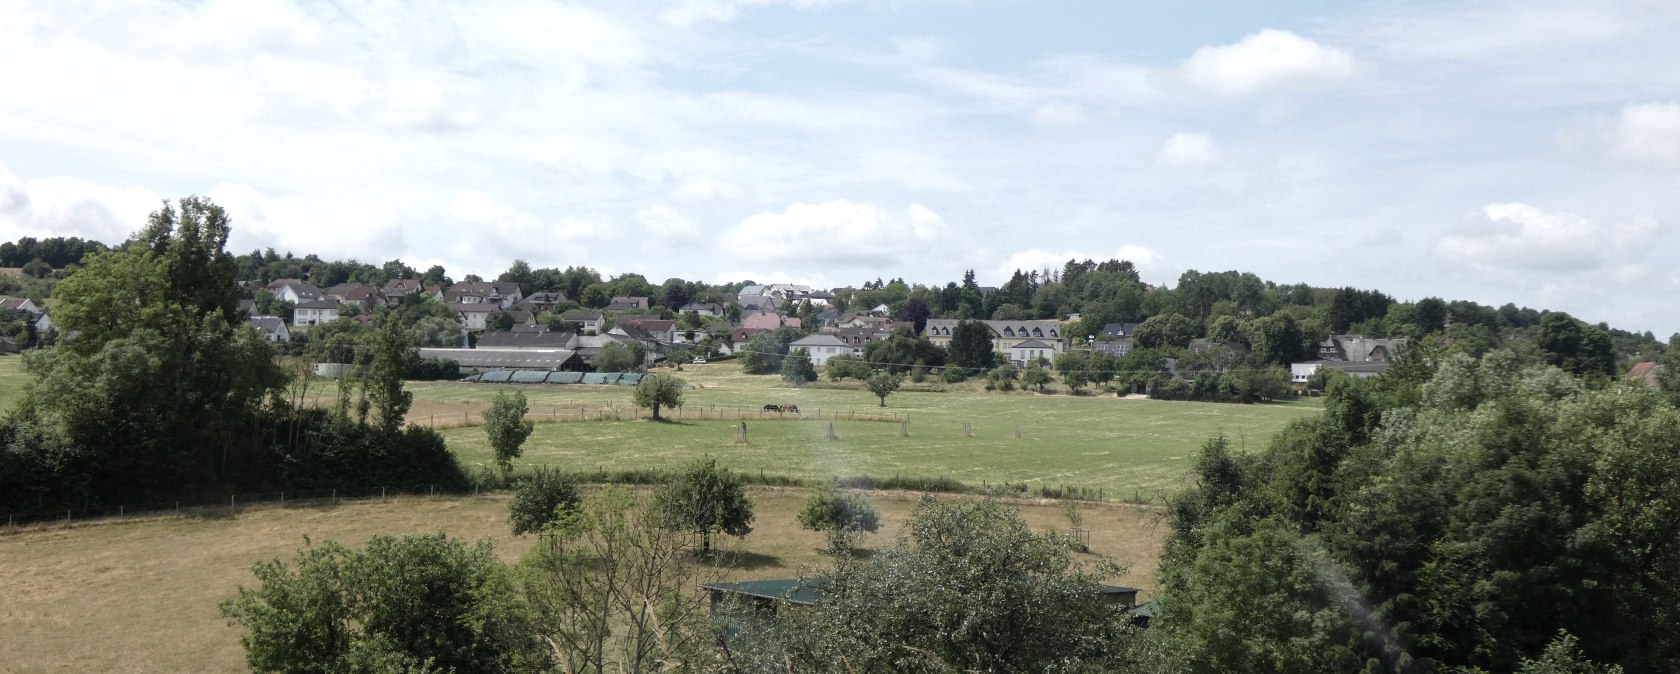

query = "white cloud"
[636,205,701,244]
[673,174,743,201]
[1156,133,1222,167]
[727,200,949,270]
[1182,29,1357,96]
[212,182,403,261]
[662,0,840,27]
[1561,102,1680,170]
[996,246,1167,282]
[0,162,162,243]
[1032,102,1087,126]
[1437,202,1661,274]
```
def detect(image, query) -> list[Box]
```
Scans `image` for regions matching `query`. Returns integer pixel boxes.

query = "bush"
[509,467,582,536]
[221,532,547,674]
[654,458,754,553]
[409,357,461,381]
[797,481,882,553]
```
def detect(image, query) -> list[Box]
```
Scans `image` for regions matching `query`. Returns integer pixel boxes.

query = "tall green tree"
[947,320,996,371]
[797,480,882,553]
[631,373,685,421]
[654,458,754,554]
[781,347,817,384]
[1136,313,1195,349]
[485,390,534,475]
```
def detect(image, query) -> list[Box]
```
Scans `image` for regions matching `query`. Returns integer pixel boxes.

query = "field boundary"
[412,402,907,430]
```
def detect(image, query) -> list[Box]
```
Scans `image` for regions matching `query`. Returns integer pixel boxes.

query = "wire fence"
[412,403,907,430]
[2,483,472,531]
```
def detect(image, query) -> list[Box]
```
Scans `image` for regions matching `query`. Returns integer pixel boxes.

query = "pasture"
[0,490,1166,673]
[410,363,1319,499]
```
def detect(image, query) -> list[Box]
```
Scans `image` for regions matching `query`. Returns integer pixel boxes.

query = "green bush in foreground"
[509,467,582,536]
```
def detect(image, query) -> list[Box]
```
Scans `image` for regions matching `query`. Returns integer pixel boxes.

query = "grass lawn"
[0,489,1166,673]
[414,363,1319,500]
[0,355,29,411]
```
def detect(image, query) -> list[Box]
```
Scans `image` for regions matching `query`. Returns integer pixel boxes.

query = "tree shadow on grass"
[708,550,784,571]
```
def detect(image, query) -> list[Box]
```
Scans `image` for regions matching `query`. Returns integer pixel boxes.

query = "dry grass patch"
[0,488,1164,674]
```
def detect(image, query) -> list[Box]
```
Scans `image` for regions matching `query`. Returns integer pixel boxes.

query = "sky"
[2,0,1678,336]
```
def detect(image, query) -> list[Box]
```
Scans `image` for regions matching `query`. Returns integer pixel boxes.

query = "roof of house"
[679,302,721,313]
[249,316,287,333]
[451,302,497,313]
[295,299,341,310]
[621,319,675,332]
[700,579,1140,609]
[383,278,422,291]
[475,331,574,349]
[0,298,35,312]
[1102,323,1142,338]
[518,291,567,305]
[791,334,850,348]
[419,348,579,370]
[1321,335,1406,362]
[343,287,382,301]
[1629,361,1658,378]
[273,282,323,298]
[265,278,306,289]
[562,310,603,321]
[740,312,785,331]
[923,319,1063,340]
[451,281,522,296]
[326,282,367,295]
[1012,338,1055,349]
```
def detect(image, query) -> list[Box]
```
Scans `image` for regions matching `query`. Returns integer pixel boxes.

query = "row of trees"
[0,198,466,515]
[225,453,1182,674]
[1153,344,1680,672]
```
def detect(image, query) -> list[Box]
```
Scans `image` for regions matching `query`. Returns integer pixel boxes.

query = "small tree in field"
[781,347,817,384]
[798,481,881,553]
[654,458,754,554]
[1023,363,1054,392]
[484,390,533,475]
[865,371,901,407]
[509,467,582,536]
[632,373,685,421]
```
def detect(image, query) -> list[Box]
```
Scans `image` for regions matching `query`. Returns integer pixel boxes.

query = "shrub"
[509,467,582,536]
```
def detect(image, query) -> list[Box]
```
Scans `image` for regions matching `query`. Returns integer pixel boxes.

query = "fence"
[412,403,908,430]
[2,483,472,531]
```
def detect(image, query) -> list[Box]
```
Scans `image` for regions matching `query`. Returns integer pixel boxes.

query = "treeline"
[0,235,107,269]
[1152,344,1680,673]
[0,199,465,515]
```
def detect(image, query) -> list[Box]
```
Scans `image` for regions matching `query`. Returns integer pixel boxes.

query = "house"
[292,299,341,326]
[340,287,386,313]
[923,319,1070,356]
[382,278,424,298]
[1010,338,1058,367]
[446,281,523,309]
[1188,341,1250,355]
[605,296,650,312]
[1628,361,1664,387]
[679,302,722,317]
[249,315,291,343]
[561,310,605,334]
[806,291,835,307]
[0,297,40,315]
[789,334,854,366]
[869,303,891,317]
[33,312,53,336]
[1291,361,1390,386]
[420,347,581,372]
[453,303,497,330]
[725,327,772,354]
[271,281,324,304]
[738,295,780,312]
[475,330,574,351]
[740,311,787,331]
[568,334,645,369]
[617,318,676,343]
[512,291,567,314]
[1318,335,1406,363]
[237,298,257,316]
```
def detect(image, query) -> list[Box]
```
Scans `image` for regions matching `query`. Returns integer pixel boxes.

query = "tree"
[499,259,533,291]
[1135,313,1195,349]
[509,467,581,536]
[654,457,754,553]
[20,257,51,278]
[825,353,869,381]
[486,310,515,331]
[631,373,685,421]
[485,390,534,475]
[221,533,545,674]
[522,488,717,674]
[738,332,785,374]
[895,297,932,334]
[797,481,882,553]
[1023,362,1054,392]
[593,342,639,372]
[1055,350,1094,392]
[363,318,417,433]
[781,347,817,384]
[865,370,901,407]
[947,319,996,372]
[728,496,1173,673]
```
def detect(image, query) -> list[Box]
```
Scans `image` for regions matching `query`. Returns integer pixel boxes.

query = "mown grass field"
[0,490,1167,673]
[0,355,30,411]
[402,363,1320,499]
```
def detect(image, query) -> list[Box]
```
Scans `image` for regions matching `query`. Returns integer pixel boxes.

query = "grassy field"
[0,355,29,411]
[0,490,1166,673]
[409,363,1319,499]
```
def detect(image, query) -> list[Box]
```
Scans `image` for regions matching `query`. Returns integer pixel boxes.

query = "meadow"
[0,490,1167,673]
[410,362,1321,500]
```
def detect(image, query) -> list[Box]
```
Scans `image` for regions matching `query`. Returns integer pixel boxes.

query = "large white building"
[789,333,857,366]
